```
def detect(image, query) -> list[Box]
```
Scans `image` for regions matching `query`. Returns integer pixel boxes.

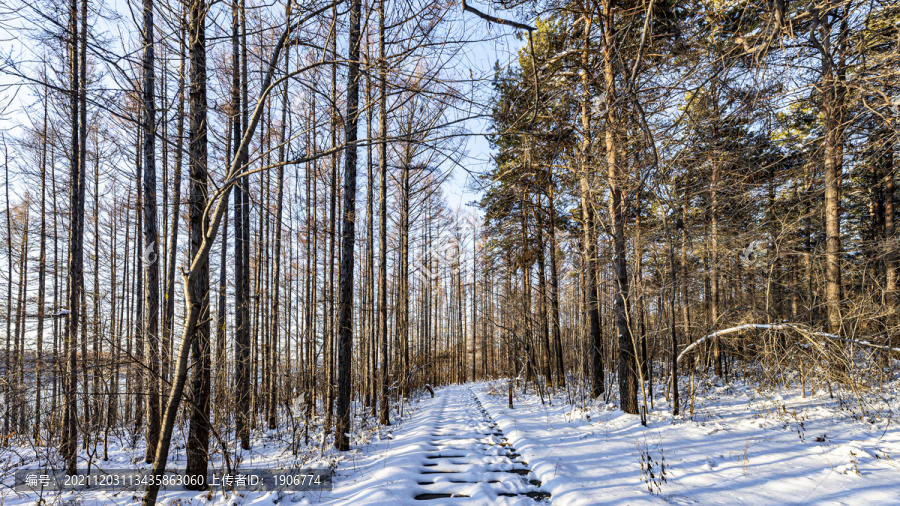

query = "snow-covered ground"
[2,377,899,504]
[323,385,548,504]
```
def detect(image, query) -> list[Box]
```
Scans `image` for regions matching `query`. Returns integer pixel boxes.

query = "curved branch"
[461,0,534,32]
[676,323,900,365]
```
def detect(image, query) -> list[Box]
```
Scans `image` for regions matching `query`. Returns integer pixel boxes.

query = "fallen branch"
[677,323,900,365]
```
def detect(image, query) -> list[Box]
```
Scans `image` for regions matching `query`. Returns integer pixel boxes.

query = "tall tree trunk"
[323,2,340,436]
[239,4,251,406]
[269,18,290,429]
[365,41,377,415]
[305,105,318,429]
[216,120,230,427]
[812,11,843,336]
[635,204,650,398]
[397,159,409,395]
[708,69,723,377]
[124,195,133,425]
[669,219,680,416]
[52,150,60,438]
[78,0,89,451]
[336,0,361,451]
[535,201,552,388]
[62,0,84,473]
[885,140,896,301]
[133,115,145,440]
[4,136,11,441]
[141,0,162,461]
[377,0,390,426]
[233,0,251,450]
[710,151,721,376]
[548,183,565,388]
[109,199,119,429]
[90,140,101,436]
[579,13,603,398]
[35,86,49,441]
[519,194,534,389]
[603,0,638,415]
[184,0,210,487]
[13,205,29,436]
[163,22,186,386]
[472,228,477,381]
[680,182,691,361]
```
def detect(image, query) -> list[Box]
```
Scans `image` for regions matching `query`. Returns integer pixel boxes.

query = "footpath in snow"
[330,380,900,505]
[324,385,550,504]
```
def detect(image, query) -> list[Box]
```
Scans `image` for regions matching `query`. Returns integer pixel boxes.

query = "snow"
[323,386,547,504]
[2,376,899,504]
[471,379,900,505]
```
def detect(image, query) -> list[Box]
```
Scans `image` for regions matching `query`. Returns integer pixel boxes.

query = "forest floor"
[2,375,899,505]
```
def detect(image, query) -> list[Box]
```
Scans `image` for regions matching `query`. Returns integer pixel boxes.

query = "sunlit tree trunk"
[184,0,211,486]
[602,0,638,415]
[335,0,361,451]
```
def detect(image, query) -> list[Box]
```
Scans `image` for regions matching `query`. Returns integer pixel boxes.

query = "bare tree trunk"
[14,205,29,436]
[669,220,680,416]
[62,0,84,473]
[3,136,11,441]
[124,195,133,425]
[635,204,650,399]
[397,159,409,395]
[305,103,318,430]
[91,135,101,436]
[472,228,477,381]
[216,118,230,428]
[252,164,265,429]
[548,183,565,388]
[335,0,361,451]
[108,200,119,430]
[535,201,552,389]
[505,253,515,408]
[377,0,390,426]
[52,150,60,440]
[184,0,211,487]
[710,153,721,376]
[35,86,49,441]
[77,0,89,452]
[519,195,534,390]
[885,146,896,300]
[602,0,638,415]
[269,19,290,429]
[578,13,603,398]
[323,2,341,436]
[365,40,377,415]
[811,10,844,336]
[233,0,251,450]
[141,0,161,462]
[163,22,186,386]
[133,114,145,440]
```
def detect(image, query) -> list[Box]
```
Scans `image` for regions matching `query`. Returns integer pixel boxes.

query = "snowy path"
[327,385,550,504]
[330,380,900,505]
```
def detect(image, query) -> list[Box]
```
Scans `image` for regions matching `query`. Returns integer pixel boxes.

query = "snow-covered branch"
[676,323,900,364]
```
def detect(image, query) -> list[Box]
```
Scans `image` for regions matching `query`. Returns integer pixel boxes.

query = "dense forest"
[0,0,898,502]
